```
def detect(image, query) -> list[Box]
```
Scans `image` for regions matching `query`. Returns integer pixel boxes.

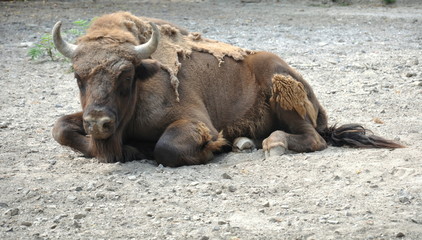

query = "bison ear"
[135,59,160,81]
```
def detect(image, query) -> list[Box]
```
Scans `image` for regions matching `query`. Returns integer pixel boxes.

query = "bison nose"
[83,111,116,139]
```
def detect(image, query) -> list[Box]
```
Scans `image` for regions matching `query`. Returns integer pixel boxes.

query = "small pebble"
[53,214,68,223]
[67,195,77,201]
[190,182,199,186]
[396,232,405,238]
[263,202,270,207]
[73,221,81,228]
[269,217,282,223]
[47,160,56,165]
[74,213,86,220]
[0,203,9,208]
[327,220,339,224]
[4,208,19,216]
[21,221,32,227]
[228,185,237,192]
[95,193,105,199]
[128,175,137,181]
[212,226,220,231]
[221,173,232,179]
[397,189,412,201]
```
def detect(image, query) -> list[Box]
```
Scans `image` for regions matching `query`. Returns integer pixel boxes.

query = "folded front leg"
[154,119,227,167]
[52,112,146,163]
[52,112,92,157]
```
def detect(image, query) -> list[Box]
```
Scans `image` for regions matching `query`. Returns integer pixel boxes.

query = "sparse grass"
[332,0,352,6]
[28,19,92,61]
[383,0,396,4]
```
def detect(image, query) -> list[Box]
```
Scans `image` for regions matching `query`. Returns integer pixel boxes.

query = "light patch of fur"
[271,74,317,127]
[138,15,253,100]
[80,12,254,102]
[187,32,255,66]
[195,122,227,152]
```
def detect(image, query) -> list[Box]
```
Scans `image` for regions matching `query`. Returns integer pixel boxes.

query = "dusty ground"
[1,0,421,239]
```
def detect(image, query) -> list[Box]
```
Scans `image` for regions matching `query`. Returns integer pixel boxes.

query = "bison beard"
[51,12,403,166]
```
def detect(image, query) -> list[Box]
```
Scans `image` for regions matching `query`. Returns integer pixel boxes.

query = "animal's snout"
[83,109,116,139]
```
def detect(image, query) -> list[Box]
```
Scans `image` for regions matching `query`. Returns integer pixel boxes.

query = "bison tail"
[320,124,404,149]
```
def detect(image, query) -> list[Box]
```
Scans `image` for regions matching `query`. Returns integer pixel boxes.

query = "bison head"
[52,21,160,140]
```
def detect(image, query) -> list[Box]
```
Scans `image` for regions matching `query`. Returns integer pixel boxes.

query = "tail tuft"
[321,124,404,149]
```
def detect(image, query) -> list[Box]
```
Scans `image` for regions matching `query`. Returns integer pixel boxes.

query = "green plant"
[28,19,92,61]
[28,33,56,60]
[383,0,396,4]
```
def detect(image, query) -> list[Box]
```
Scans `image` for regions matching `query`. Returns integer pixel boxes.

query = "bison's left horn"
[134,22,160,59]
[52,21,77,58]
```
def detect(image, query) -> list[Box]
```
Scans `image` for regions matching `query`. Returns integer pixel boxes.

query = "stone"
[221,173,232,179]
[21,221,32,227]
[406,72,416,78]
[74,213,87,220]
[4,208,19,216]
[396,232,405,238]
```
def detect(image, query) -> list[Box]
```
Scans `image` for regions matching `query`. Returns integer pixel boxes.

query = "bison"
[51,12,402,167]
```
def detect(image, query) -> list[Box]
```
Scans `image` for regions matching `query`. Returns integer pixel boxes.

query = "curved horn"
[52,21,77,58]
[134,22,160,59]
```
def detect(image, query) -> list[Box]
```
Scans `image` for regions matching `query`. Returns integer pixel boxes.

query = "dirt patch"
[0,1,421,239]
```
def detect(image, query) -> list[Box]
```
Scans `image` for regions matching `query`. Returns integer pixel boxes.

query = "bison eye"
[117,77,133,96]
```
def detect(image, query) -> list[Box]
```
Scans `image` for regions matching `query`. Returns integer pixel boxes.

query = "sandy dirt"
[0,0,421,239]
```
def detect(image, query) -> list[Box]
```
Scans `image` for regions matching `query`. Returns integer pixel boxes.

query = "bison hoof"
[264,145,287,159]
[233,137,256,153]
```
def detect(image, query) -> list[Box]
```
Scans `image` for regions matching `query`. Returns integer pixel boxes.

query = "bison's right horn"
[134,22,160,59]
[52,21,77,58]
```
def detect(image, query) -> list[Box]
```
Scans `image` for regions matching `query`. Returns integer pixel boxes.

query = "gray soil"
[1,0,421,239]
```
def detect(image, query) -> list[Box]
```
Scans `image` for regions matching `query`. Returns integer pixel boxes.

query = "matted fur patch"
[81,12,254,102]
[270,74,317,127]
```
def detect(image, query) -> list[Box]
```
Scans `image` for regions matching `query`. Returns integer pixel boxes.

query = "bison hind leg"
[263,74,327,158]
[154,119,227,167]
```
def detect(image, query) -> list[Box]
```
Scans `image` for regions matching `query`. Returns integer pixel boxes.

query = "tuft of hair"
[321,124,404,149]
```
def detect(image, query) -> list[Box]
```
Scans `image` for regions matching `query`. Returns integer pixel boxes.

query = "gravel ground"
[0,0,421,239]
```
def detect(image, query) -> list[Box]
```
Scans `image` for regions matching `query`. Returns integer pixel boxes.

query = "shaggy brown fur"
[79,12,253,102]
[270,74,317,127]
[194,122,227,156]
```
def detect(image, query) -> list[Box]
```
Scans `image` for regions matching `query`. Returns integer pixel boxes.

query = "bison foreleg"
[52,112,93,157]
[154,119,227,167]
[52,112,146,162]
